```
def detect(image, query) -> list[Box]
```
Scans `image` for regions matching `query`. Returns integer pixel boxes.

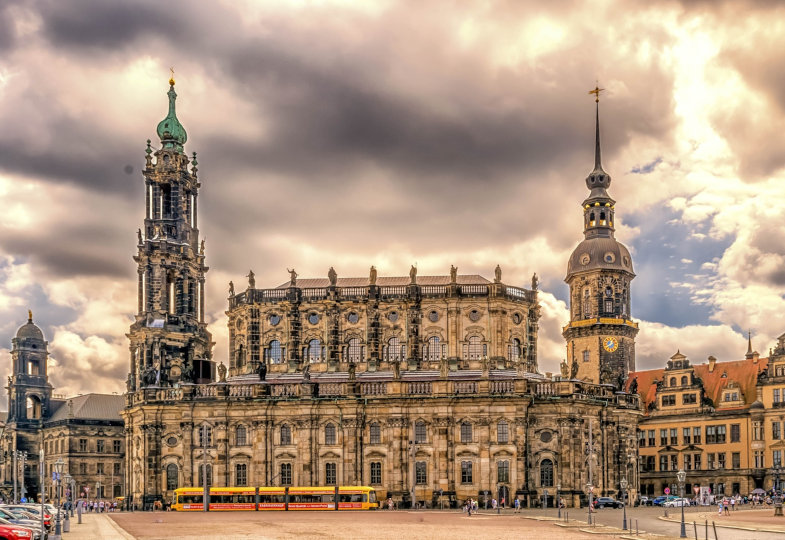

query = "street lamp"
[63,473,71,532]
[677,469,686,539]
[54,457,64,539]
[556,483,562,519]
[620,477,628,531]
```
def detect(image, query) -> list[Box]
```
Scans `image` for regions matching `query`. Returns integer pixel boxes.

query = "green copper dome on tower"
[156,78,187,152]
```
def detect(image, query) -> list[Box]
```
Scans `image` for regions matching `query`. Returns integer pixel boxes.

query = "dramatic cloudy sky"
[1,0,784,397]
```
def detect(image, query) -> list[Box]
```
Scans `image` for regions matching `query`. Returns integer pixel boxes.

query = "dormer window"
[681,375,688,385]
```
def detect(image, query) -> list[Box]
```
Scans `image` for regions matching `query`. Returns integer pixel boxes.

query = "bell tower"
[127,75,213,391]
[7,311,52,424]
[562,87,638,389]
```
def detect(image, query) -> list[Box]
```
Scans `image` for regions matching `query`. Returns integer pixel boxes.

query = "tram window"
[259,494,285,503]
[181,494,203,504]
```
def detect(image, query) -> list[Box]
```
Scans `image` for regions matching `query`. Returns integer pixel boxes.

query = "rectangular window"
[497,422,509,444]
[280,463,292,485]
[638,430,646,448]
[79,439,87,452]
[774,422,782,440]
[648,430,655,446]
[684,454,692,470]
[670,428,678,445]
[706,426,717,444]
[707,453,715,469]
[460,423,472,443]
[717,425,726,443]
[694,453,702,470]
[497,460,510,483]
[670,455,678,471]
[717,452,726,469]
[325,462,336,485]
[370,462,382,485]
[113,440,121,453]
[660,455,668,472]
[662,395,676,406]
[369,424,381,445]
[97,463,104,475]
[776,389,781,403]
[583,350,590,362]
[683,427,691,445]
[682,393,697,404]
[732,452,741,469]
[753,421,764,441]
[693,427,701,444]
[79,463,86,475]
[414,423,427,444]
[754,451,765,468]
[730,424,740,443]
[775,450,783,468]
[660,429,668,446]
[461,461,473,484]
[236,463,247,486]
[415,461,427,485]
[97,440,105,453]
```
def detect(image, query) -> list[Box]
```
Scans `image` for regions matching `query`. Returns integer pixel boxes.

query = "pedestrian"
[514,497,520,513]
[723,498,730,515]
[731,497,736,511]
[492,498,497,511]
[717,500,723,516]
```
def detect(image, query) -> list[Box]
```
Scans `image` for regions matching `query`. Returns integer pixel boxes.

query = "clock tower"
[563,89,638,389]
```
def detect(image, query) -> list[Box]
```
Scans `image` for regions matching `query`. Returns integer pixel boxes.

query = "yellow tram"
[172,485,378,511]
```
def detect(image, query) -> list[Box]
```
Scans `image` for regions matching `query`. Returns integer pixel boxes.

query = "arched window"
[280,424,291,445]
[27,396,42,420]
[385,337,401,362]
[414,421,427,444]
[681,376,688,386]
[235,425,247,446]
[497,421,509,444]
[583,288,591,318]
[325,423,336,445]
[236,344,245,367]
[267,340,282,364]
[670,377,676,387]
[508,339,522,362]
[369,422,381,445]
[464,336,483,361]
[198,425,212,447]
[422,336,440,362]
[308,339,322,363]
[540,459,554,487]
[589,212,596,226]
[460,422,472,443]
[166,463,178,491]
[280,463,292,485]
[199,464,212,487]
[347,338,363,363]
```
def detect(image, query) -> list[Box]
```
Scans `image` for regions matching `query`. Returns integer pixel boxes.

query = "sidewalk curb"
[105,514,137,539]
[656,515,785,534]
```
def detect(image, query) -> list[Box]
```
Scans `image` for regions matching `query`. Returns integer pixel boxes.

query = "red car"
[0,523,34,539]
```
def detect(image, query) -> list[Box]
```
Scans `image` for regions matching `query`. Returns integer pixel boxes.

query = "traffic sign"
[664,487,670,495]
[693,486,700,494]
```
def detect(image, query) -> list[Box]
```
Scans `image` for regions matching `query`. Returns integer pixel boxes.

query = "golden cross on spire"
[588,84,604,103]
[169,67,175,86]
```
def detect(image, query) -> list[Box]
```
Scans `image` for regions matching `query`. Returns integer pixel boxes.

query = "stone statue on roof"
[328,266,337,287]
[369,265,377,286]
[560,360,569,378]
[410,265,417,284]
[246,269,255,289]
[217,362,227,382]
[228,281,235,297]
[287,268,297,287]
[494,264,502,283]
[137,228,143,244]
[450,265,457,283]
[531,272,539,290]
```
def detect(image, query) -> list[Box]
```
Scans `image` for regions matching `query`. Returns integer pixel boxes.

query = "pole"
[55,474,61,539]
[680,484,686,538]
[622,486,627,530]
[13,450,17,504]
[409,441,416,510]
[39,448,44,537]
[587,419,593,525]
[202,428,208,512]
[557,486,561,519]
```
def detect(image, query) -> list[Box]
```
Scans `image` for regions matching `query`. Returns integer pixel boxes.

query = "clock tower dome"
[563,89,638,389]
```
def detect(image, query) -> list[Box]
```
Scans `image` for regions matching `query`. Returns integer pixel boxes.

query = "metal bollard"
[693,521,698,540]
[636,519,639,535]
[704,519,708,540]
[63,514,70,533]
[712,521,718,540]
[77,502,82,525]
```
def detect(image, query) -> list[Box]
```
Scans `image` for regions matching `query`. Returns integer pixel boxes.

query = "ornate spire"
[585,85,611,191]
[27,309,32,322]
[156,74,188,153]
[746,330,755,359]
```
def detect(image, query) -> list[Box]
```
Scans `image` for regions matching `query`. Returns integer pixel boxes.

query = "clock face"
[603,337,619,352]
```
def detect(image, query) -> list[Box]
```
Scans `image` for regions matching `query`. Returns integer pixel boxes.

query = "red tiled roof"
[627,357,768,413]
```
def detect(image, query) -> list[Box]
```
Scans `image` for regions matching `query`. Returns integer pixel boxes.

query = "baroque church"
[121,79,642,509]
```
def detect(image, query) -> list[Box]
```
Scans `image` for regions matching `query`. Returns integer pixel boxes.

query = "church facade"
[121,81,641,509]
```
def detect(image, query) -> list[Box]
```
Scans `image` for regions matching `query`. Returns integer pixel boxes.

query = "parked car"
[652,495,678,506]
[1,507,51,532]
[0,521,36,540]
[663,497,691,507]
[594,497,623,509]
[638,496,652,506]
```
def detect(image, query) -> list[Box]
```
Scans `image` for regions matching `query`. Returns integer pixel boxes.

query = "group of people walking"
[81,499,118,512]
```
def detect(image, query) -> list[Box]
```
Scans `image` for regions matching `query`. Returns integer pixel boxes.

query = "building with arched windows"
[121,81,642,510]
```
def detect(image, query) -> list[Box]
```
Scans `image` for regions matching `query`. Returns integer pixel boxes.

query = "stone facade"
[121,82,643,510]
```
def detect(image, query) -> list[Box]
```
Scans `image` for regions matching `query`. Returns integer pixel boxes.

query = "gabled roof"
[47,393,124,423]
[627,357,768,414]
[275,275,491,289]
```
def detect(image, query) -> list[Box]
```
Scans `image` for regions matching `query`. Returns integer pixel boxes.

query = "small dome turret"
[156,80,187,153]
[16,310,43,340]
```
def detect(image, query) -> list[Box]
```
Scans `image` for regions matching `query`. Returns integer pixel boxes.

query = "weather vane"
[169,67,175,86]
[588,83,604,103]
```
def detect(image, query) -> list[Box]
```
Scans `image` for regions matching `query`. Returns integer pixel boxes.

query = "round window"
[469,310,481,322]
[235,318,245,331]
[269,314,281,326]
[166,436,178,446]
[428,310,439,323]
[540,431,552,443]
[604,252,616,263]
[512,312,522,325]
[347,312,359,324]
[388,311,399,323]
[580,253,590,265]
[308,313,319,324]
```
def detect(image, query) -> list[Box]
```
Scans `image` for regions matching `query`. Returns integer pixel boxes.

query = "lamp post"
[677,469,686,539]
[63,473,71,533]
[586,483,593,525]
[408,440,418,509]
[54,457,64,539]
[620,477,628,531]
[556,483,562,519]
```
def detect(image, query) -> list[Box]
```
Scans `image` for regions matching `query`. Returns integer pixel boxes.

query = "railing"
[460,285,488,295]
[318,383,346,396]
[421,285,447,296]
[360,382,387,396]
[490,380,515,394]
[228,385,254,398]
[155,388,183,401]
[380,286,407,297]
[302,288,327,300]
[534,382,556,396]
[271,384,301,397]
[195,385,218,398]
[340,287,368,297]
[505,286,535,302]
[453,381,478,394]
[407,381,432,395]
